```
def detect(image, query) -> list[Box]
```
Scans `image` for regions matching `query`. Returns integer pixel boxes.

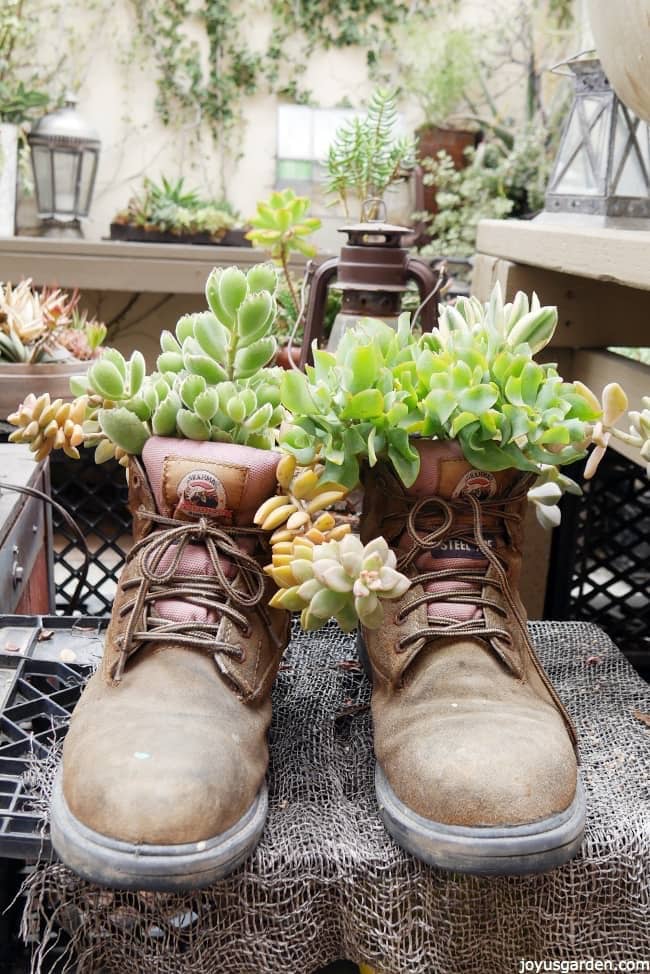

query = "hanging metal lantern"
[545,57,650,219]
[27,94,101,236]
[299,202,440,368]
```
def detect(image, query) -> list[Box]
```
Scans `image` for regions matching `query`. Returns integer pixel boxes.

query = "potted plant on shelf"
[110,176,249,247]
[325,88,416,224]
[397,27,480,219]
[0,280,106,420]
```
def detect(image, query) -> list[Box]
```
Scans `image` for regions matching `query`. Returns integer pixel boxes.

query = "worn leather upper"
[361,444,579,829]
[62,446,289,846]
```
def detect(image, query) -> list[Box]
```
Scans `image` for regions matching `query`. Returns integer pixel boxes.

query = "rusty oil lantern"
[299,204,440,368]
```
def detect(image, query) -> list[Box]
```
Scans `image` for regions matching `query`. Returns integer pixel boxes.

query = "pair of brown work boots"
[51,437,584,891]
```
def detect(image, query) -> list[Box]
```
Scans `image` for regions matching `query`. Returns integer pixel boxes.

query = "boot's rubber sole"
[50,772,267,891]
[376,764,586,876]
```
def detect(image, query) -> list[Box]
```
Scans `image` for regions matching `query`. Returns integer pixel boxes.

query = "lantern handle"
[360,197,387,223]
[406,256,445,333]
[299,256,340,369]
[547,49,597,77]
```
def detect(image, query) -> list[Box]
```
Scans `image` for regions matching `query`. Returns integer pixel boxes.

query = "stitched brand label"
[163,456,248,521]
[451,470,497,499]
[437,537,494,560]
[176,469,230,520]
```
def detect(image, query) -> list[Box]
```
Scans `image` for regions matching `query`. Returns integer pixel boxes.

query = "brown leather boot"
[360,439,585,875]
[51,437,289,891]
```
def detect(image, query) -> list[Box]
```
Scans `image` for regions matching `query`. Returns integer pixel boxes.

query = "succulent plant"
[246,189,321,262]
[114,176,236,240]
[57,263,286,462]
[267,533,410,632]
[278,284,605,500]
[256,452,351,557]
[0,280,105,364]
[8,394,88,461]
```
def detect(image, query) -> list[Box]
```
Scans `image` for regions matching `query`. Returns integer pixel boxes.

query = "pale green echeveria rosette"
[274,534,410,633]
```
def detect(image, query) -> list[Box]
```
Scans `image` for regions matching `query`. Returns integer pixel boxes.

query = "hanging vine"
[127,0,422,153]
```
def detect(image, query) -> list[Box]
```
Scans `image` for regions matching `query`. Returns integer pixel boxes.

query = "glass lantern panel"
[611,107,650,197]
[327,311,401,352]
[551,109,600,194]
[77,149,98,215]
[52,149,80,216]
[31,146,54,216]
[583,97,609,181]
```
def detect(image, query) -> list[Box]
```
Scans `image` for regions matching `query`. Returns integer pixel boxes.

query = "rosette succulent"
[268,534,410,632]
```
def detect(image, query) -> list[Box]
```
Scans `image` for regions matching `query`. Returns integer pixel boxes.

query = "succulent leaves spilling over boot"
[50,437,290,891]
[360,440,585,876]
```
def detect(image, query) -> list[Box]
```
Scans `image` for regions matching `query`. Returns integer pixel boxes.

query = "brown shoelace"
[392,487,531,672]
[110,508,279,683]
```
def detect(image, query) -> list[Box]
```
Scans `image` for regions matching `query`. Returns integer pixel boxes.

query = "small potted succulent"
[110,176,248,247]
[0,279,106,421]
[324,88,416,224]
[8,262,650,630]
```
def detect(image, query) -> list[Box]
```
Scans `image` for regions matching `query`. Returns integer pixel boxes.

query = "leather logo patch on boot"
[176,469,231,520]
[452,470,497,499]
[163,457,248,521]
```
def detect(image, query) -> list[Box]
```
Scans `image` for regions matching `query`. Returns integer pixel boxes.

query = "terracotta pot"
[416,126,478,216]
[0,360,86,420]
[587,0,650,122]
[275,345,302,370]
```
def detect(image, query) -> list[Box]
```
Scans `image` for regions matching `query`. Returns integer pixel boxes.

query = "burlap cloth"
[23,622,650,973]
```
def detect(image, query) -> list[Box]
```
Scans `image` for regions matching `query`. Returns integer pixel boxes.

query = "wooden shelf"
[476,219,650,292]
[0,237,306,294]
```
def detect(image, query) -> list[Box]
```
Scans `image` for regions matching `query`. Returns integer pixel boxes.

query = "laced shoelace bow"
[110,508,278,683]
[390,485,531,670]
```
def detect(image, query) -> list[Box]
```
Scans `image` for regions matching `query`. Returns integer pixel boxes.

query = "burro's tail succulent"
[8,394,88,461]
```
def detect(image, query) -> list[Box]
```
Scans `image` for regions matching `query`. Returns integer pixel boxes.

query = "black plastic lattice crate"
[546,449,650,677]
[0,616,106,860]
[49,452,132,616]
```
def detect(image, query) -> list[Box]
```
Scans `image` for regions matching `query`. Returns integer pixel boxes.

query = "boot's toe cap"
[63,713,261,846]
[380,707,578,829]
